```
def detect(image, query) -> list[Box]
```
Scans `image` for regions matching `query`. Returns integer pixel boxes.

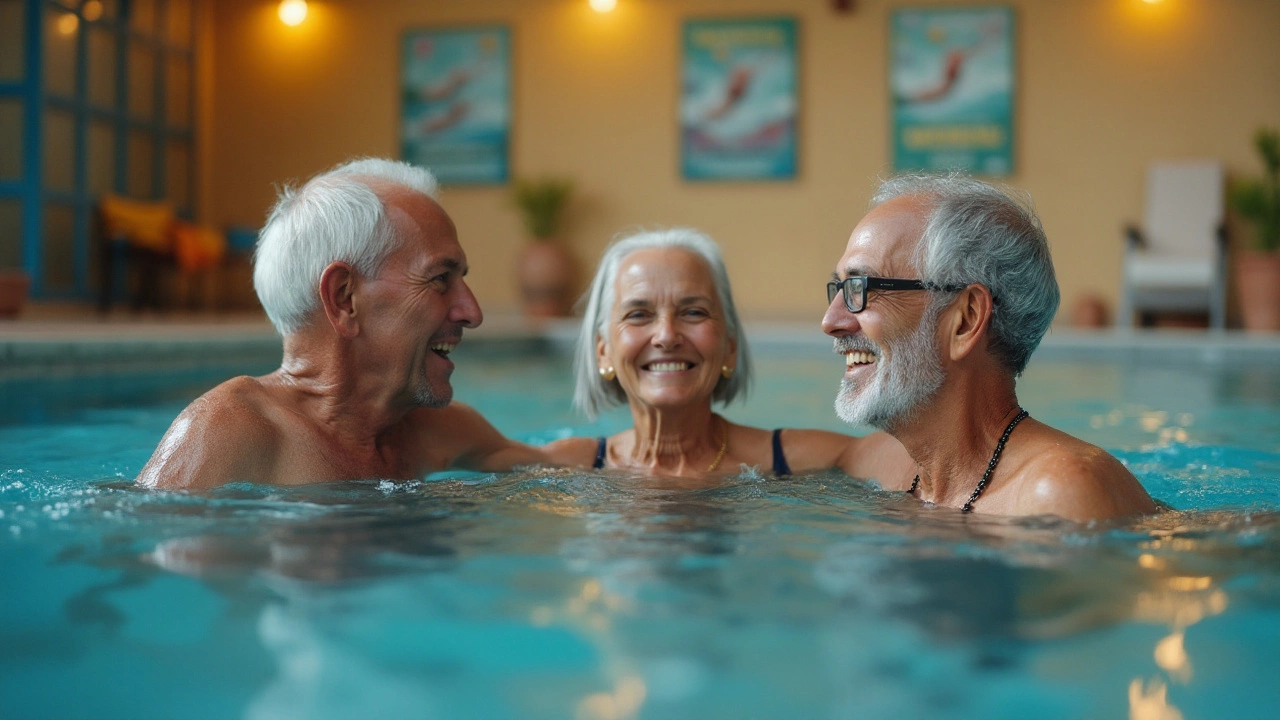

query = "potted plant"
[1229,127,1280,331]
[512,177,576,318]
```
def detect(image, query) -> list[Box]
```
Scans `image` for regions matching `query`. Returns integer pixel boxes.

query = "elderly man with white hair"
[139,158,549,490]
[823,174,1157,521]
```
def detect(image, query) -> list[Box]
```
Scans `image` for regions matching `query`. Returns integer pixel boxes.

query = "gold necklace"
[706,417,729,472]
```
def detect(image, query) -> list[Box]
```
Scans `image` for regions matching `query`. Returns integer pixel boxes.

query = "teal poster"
[891,7,1014,176]
[681,18,798,181]
[401,27,510,185]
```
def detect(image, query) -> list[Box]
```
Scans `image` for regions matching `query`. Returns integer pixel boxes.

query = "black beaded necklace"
[908,407,1029,513]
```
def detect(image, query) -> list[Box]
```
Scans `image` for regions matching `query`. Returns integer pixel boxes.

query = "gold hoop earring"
[721,365,734,379]
[599,367,616,382]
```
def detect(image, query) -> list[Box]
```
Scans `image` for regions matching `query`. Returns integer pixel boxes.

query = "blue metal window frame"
[2,0,197,301]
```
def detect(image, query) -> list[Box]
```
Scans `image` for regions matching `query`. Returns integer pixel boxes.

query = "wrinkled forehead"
[838,195,931,277]
[614,247,717,299]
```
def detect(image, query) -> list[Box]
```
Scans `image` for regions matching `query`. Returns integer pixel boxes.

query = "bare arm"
[440,402,554,472]
[543,436,601,469]
[836,431,916,490]
[776,428,916,488]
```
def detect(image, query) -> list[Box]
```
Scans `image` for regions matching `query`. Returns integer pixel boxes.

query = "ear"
[318,262,360,338]
[724,331,738,373]
[595,334,609,372]
[943,285,995,363]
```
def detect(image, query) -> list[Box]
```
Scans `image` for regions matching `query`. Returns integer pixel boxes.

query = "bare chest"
[268,422,451,486]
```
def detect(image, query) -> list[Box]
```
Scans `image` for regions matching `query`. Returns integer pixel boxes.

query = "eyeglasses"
[826,275,969,314]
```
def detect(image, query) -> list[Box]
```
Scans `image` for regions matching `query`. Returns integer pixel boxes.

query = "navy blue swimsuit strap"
[771,429,792,476]
[593,437,607,470]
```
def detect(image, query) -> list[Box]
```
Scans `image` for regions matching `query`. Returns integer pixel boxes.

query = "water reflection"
[144,483,471,584]
[8,469,1278,719]
[1129,677,1183,720]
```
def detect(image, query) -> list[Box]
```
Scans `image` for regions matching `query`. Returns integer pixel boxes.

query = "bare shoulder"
[137,376,282,491]
[781,428,915,489]
[776,428,848,470]
[1011,425,1156,522]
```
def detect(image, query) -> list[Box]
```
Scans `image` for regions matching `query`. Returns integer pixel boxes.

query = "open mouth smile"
[430,342,457,358]
[844,351,877,368]
[643,361,694,373]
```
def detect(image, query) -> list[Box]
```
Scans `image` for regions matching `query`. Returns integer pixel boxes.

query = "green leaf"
[1229,127,1280,252]
[511,178,573,240]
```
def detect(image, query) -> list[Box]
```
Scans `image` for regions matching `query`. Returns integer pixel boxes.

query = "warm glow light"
[56,13,79,35]
[590,0,617,13]
[81,0,103,22]
[1167,576,1213,592]
[577,676,646,720]
[1142,0,1163,4]
[278,0,308,26]
[1154,631,1192,682]
[1128,678,1183,720]
[1138,553,1165,570]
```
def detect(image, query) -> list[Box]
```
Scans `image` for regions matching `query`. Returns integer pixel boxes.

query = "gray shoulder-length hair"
[572,228,753,420]
[872,172,1060,376]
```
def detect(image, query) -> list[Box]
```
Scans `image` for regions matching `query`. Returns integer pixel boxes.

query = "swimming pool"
[1,342,1278,719]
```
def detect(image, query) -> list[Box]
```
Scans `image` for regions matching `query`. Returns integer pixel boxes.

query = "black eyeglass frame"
[826,276,971,314]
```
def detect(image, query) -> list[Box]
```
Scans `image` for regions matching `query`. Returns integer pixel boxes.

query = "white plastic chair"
[1118,161,1227,329]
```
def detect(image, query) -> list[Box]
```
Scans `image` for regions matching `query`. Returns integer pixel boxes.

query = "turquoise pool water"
[1,347,1278,719]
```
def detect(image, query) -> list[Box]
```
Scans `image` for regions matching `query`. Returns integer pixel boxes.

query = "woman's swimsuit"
[592,429,792,475]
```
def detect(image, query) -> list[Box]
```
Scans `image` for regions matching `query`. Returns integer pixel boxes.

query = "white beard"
[834,306,945,431]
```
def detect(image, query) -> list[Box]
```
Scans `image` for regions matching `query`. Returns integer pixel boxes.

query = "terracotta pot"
[517,241,576,318]
[0,271,30,319]
[1235,250,1280,332]
[1070,294,1109,328]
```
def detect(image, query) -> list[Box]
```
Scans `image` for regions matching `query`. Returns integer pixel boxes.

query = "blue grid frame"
[0,0,197,300]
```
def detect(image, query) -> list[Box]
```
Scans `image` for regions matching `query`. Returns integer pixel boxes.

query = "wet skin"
[823,195,1157,521]
[138,188,550,490]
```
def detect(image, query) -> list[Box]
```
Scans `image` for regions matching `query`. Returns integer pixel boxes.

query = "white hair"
[872,172,1060,376]
[253,158,441,335]
[572,228,752,420]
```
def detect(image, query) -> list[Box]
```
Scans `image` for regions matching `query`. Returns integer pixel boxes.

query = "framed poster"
[401,26,510,184]
[890,7,1014,176]
[680,17,798,181]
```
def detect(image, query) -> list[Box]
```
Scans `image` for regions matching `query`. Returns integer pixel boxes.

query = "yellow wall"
[208,0,1280,322]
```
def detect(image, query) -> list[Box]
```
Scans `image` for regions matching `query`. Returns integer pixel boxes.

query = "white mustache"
[833,336,880,356]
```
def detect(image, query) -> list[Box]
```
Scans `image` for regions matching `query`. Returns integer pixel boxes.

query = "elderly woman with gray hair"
[545,229,911,479]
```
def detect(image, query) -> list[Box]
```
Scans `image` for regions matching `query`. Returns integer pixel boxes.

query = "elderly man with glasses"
[823,174,1157,522]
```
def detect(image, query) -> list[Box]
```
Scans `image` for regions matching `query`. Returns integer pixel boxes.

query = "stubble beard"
[413,385,451,409]
[412,358,453,409]
[834,305,946,432]
[413,325,461,409]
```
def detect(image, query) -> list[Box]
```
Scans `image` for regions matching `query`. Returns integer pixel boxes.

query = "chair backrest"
[1144,161,1223,260]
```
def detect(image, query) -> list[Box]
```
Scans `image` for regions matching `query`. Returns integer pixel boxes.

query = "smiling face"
[358,189,482,408]
[822,195,946,429]
[599,247,735,414]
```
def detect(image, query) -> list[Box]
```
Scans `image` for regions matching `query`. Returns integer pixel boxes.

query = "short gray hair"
[872,172,1059,376]
[253,158,441,335]
[573,228,752,420]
